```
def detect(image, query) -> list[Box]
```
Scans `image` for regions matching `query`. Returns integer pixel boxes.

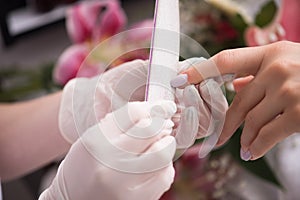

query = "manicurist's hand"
[39,100,177,200]
[59,59,203,149]
[171,41,300,161]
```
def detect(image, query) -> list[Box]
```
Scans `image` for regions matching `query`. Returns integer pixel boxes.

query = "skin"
[182,41,300,160]
[0,92,70,181]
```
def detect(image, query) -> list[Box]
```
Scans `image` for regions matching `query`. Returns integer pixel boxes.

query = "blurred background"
[0,0,154,67]
[1,0,300,199]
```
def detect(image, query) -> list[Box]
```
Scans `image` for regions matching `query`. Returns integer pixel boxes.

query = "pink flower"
[126,19,153,42]
[117,19,153,63]
[53,44,97,85]
[107,19,153,68]
[66,0,126,43]
[54,2,153,86]
[92,1,127,42]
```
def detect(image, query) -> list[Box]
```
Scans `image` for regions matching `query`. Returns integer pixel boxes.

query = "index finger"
[182,45,267,84]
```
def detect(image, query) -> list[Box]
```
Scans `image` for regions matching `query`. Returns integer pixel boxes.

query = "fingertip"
[216,131,231,147]
[170,74,189,88]
[216,138,226,147]
[248,144,267,161]
[240,148,252,161]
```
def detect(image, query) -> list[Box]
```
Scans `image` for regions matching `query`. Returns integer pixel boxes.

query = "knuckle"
[267,59,291,79]
[279,83,298,101]
[214,50,236,67]
[270,41,290,54]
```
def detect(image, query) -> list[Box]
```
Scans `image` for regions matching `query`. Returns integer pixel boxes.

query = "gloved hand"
[59,59,147,143]
[59,59,199,149]
[59,57,229,151]
[39,100,177,200]
[171,58,231,156]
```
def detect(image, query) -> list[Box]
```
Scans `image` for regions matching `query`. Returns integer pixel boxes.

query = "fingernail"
[171,74,188,88]
[240,148,252,161]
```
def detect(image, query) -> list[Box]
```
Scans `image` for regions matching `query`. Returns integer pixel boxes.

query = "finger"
[178,57,207,73]
[117,117,174,154]
[182,85,210,138]
[138,136,176,171]
[175,106,198,149]
[240,96,284,152]
[84,123,175,174]
[195,79,229,157]
[199,79,228,115]
[171,58,207,89]
[217,78,265,146]
[112,100,176,133]
[233,76,254,92]
[180,46,267,85]
[105,59,148,106]
[198,79,228,138]
[249,113,297,160]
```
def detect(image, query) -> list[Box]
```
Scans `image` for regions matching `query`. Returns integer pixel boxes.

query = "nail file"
[145,0,180,102]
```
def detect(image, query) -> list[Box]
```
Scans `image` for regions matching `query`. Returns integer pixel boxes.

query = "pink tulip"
[92,0,127,42]
[66,0,126,44]
[53,44,89,85]
[110,19,153,65]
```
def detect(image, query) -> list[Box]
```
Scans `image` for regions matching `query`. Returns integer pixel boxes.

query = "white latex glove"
[39,100,176,200]
[59,59,199,149]
[59,59,147,143]
[171,58,231,156]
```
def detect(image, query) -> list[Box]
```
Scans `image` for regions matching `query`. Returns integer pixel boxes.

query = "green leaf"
[255,0,277,27]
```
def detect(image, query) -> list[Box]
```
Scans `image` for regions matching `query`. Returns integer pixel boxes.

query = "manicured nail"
[240,148,252,161]
[170,74,189,88]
